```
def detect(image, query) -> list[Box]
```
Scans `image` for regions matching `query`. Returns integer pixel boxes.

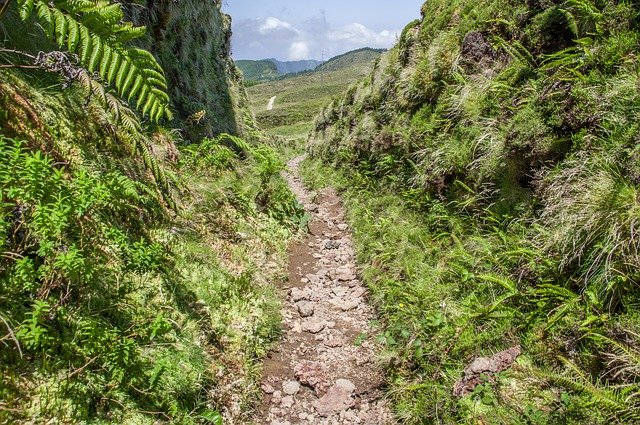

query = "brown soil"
[252,156,394,425]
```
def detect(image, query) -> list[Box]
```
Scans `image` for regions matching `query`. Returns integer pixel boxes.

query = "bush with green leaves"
[306,0,640,423]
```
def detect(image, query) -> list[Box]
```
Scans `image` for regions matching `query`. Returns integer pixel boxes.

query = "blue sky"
[221,1,424,61]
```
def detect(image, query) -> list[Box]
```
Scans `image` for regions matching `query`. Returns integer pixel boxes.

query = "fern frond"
[18,0,35,20]
[16,0,172,122]
[558,8,580,39]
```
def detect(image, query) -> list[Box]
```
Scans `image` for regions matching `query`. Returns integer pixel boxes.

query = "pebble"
[283,380,301,395]
[324,240,341,250]
[291,288,310,302]
[325,338,343,348]
[332,287,349,298]
[338,223,349,231]
[340,299,360,312]
[281,396,294,408]
[336,379,356,393]
[335,268,356,281]
[314,383,355,417]
[261,383,275,394]
[302,320,325,334]
[296,301,315,317]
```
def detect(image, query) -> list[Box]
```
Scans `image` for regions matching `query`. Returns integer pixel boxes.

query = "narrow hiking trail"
[253,156,394,425]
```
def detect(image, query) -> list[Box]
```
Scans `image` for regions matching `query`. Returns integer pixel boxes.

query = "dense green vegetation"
[0,1,303,423]
[315,47,386,72]
[5,0,640,422]
[236,59,281,84]
[306,0,640,423]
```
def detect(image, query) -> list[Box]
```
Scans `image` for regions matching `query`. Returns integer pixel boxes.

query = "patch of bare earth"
[252,156,394,425]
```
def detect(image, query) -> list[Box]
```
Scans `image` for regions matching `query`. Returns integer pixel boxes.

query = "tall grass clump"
[305,0,640,423]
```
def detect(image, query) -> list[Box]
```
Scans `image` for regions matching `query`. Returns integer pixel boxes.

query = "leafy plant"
[14,0,172,121]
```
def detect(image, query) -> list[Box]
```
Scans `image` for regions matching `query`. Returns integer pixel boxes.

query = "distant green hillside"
[316,47,386,72]
[246,53,379,140]
[236,59,280,83]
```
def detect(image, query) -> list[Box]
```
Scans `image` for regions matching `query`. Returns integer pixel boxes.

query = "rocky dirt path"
[253,156,394,425]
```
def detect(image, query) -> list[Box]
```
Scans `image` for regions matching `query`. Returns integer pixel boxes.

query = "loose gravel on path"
[253,156,394,425]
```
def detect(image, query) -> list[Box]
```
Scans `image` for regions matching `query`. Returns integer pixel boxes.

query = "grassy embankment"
[0,1,305,423]
[301,0,640,423]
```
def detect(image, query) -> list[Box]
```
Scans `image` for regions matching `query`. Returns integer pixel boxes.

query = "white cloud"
[328,23,398,47]
[231,13,400,60]
[288,41,311,61]
[259,17,299,35]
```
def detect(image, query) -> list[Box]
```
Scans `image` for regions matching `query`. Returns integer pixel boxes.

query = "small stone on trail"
[302,319,325,334]
[325,338,343,348]
[356,356,371,366]
[294,361,329,395]
[338,223,348,231]
[336,379,356,393]
[283,380,301,395]
[335,268,356,281]
[334,298,359,312]
[332,287,349,298]
[314,383,356,417]
[291,288,309,302]
[271,390,282,405]
[261,382,275,394]
[324,240,341,250]
[281,396,294,408]
[296,301,315,317]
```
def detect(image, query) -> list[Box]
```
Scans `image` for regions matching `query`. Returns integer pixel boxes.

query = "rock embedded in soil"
[281,396,294,408]
[296,301,315,317]
[302,319,325,334]
[314,382,356,417]
[324,240,341,250]
[261,383,275,394]
[290,287,310,302]
[294,361,329,395]
[336,378,356,393]
[339,298,360,312]
[283,380,301,395]
[335,268,357,281]
[452,345,522,397]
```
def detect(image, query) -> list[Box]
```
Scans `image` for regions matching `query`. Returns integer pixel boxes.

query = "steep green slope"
[307,0,640,423]
[123,0,257,141]
[246,56,380,140]
[0,2,301,423]
[236,59,281,83]
[316,47,386,72]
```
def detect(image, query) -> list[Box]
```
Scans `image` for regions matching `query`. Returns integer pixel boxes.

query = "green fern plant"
[15,0,172,122]
[76,69,176,208]
[535,356,640,422]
